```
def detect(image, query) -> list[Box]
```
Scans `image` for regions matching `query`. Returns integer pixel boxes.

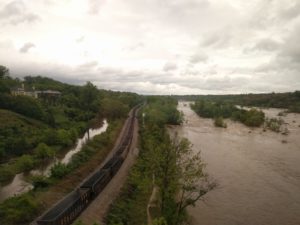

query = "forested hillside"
[0,65,142,183]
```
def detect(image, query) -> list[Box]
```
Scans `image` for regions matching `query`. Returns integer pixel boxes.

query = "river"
[0,120,108,202]
[174,102,300,225]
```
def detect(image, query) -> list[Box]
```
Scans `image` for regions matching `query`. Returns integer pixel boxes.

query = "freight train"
[36,106,139,225]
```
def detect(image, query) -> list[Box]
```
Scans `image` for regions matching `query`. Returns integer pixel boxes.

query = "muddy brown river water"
[174,102,300,225]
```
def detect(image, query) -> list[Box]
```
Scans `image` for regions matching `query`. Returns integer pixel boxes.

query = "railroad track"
[33,105,140,225]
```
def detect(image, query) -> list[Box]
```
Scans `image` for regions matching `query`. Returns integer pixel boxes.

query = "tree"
[156,135,216,225]
[34,143,55,160]
[16,155,35,172]
[172,137,216,224]
[0,65,9,79]
[81,81,99,112]
[50,162,69,178]
[0,194,39,224]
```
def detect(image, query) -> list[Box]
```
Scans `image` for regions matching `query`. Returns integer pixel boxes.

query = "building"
[11,83,38,98]
[10,84,61,100]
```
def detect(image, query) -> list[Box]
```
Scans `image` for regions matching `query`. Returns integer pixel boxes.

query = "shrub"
[50,162,69,178]
[16,154,35,172]
[0,166,14,183]
[214,117,227,128]
[0,194,39,225]
[31,175,51,189]
[57,129,73,147]
[243,109,265,127]
[264,118,283,132]
[34,143,55,160]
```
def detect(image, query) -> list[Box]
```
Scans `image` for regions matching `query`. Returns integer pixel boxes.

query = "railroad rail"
[34,105,140,225]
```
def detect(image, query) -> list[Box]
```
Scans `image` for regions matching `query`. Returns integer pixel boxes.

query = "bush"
[57,129,73,147]
[265,118,283,132]
[0,194,39,225]
[214,117,227,128]
[31,175,51,189]
[243,109,265,127]
[0,166,14,183]
[50,162,69,178]
[16,154,35,172]
[34,143,55,160]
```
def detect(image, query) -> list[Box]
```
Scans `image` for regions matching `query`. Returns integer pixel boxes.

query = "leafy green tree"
[0,166,14,183]
[101,98,129,119]
[0,194,39,224]
[81,81,99,112]
[152,217,168,225]
[0,65,9,79]
[34,143,55,160]
[57,129,72,147]
[172,138,216,224]
[50,162,69,178]
[0,142,5,159]
[16,155,35,172]
[31,175,51,189]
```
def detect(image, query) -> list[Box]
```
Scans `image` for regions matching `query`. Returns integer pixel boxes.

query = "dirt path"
[76,118,139,225]
[147,185,159,225]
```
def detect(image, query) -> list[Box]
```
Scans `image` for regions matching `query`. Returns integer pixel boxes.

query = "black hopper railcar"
[80,169,111,199]
[36,105,140,225]
[36,189,90,225]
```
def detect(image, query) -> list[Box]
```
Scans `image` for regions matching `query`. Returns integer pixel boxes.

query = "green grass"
[0,109,47,130]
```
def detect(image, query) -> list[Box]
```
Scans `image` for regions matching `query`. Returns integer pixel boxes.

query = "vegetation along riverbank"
[105,97,215,225]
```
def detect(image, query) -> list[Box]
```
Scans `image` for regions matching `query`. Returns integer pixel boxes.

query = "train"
[36,106,139,225]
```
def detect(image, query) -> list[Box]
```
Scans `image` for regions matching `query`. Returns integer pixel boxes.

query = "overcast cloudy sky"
[0,0,300,94]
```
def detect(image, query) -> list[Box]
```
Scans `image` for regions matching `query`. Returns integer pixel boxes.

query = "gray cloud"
[258,23,300,72]
[254,38,281,51]
[19,42,35,53]
[189,53,208,64]
[77,61,98,71]
[88,0,106,15]
[76,36,85,43]
[281,1,300,20]
[279,25,300,65]
[163,62,177,72]
[201,31,232,48]
[125,42,145,52]
[0,1,40,25]
[0,0,24,18]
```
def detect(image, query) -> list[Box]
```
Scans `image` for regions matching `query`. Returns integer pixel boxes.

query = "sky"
[0,0,300,95]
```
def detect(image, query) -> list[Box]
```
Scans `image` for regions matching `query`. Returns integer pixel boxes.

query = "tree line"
[173,91,300,113]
